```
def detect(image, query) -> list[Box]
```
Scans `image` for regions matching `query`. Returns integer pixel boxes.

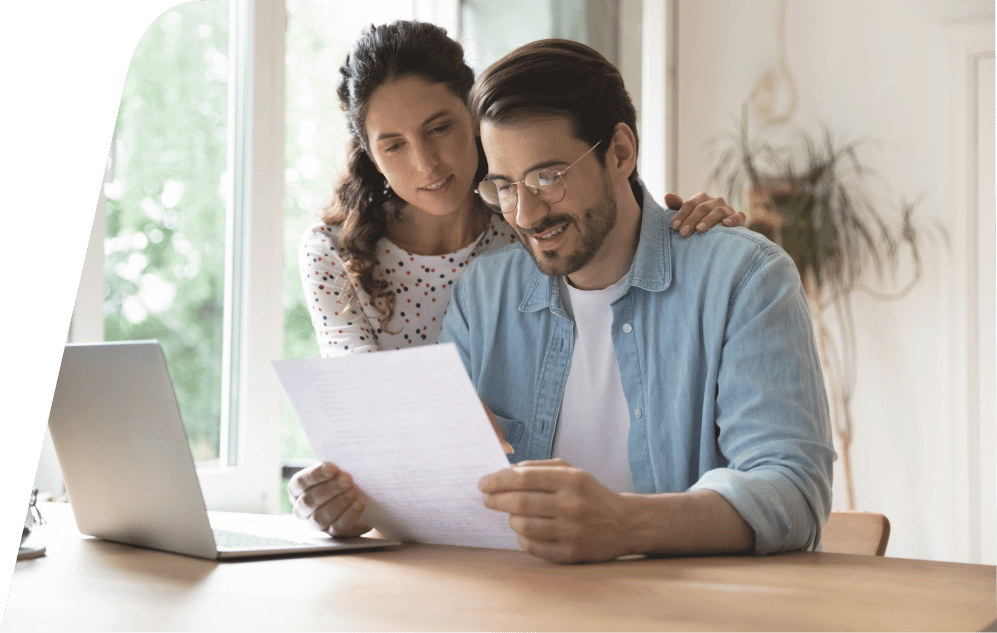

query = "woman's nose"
[412,141,439,174]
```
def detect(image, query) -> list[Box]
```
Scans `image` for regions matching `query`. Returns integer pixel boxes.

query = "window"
[54,0,630,513]
[103,1,231,465]
[460,0,619,71]
[71,0,285,511]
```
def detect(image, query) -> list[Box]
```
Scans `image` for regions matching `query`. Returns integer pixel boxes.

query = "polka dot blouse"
[300,213,518,356]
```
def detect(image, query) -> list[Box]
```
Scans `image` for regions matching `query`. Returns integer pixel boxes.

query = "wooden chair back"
[822,511,891,556]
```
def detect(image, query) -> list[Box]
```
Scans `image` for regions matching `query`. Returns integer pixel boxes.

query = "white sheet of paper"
[273,344,519,550]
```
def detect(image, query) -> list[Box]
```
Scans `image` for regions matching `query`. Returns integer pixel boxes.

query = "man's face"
[480,116,618,284]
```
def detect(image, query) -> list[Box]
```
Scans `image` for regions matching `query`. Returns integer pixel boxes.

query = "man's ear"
[608,122,638,180]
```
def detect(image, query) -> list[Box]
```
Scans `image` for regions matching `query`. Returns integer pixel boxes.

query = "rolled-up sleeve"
[689,250,835,554]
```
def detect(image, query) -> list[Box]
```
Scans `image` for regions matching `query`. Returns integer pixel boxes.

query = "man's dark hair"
[469,39,639,183]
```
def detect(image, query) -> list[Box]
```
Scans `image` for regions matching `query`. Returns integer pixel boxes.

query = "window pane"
[103,1,230,464]
[460,0,613,72]
[460,0,556,71]
[280,1,413,480]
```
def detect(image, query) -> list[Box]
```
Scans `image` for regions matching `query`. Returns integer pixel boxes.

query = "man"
[434,39,834,563]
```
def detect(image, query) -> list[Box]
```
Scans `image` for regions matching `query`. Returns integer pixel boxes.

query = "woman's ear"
[369,151,384,175]
[609,122,638,179]
[363,138,384,175]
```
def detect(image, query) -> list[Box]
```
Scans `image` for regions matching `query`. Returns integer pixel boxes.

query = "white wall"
[668,0,994,563]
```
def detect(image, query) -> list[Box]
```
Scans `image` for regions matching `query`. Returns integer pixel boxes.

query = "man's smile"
[518,216,574,249]
[537,225,566,240]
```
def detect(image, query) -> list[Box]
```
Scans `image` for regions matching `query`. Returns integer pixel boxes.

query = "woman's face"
[364,75,479,219]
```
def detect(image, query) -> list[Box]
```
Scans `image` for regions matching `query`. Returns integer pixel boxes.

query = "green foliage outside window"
[104,2,229,463]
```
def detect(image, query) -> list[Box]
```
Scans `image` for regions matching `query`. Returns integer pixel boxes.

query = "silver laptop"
[47,340,399,560]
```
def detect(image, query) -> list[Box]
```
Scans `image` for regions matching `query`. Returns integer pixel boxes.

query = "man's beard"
[516,177,617,278]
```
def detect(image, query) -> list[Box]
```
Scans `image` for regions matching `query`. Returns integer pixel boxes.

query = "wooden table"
[4,503,994,631]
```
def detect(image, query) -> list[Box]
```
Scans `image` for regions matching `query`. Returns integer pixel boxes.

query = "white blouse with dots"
[300,213,519,356]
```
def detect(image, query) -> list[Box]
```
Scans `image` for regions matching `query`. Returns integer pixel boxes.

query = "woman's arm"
[299,224,380,356]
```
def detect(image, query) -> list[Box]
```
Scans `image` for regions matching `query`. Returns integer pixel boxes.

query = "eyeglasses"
[476,141,601,215]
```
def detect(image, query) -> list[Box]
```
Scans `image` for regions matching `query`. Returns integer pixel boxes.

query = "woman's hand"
[664,192,746,236]
[287,462,371,537]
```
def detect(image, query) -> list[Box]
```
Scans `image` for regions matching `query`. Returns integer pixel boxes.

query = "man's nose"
[513,182,548,231]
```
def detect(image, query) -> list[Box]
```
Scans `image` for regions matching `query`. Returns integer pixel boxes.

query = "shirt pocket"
[491,413,525,446]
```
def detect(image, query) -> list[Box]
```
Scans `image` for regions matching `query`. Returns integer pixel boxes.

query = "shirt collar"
[519,179,674,313]
[626,179,673,293]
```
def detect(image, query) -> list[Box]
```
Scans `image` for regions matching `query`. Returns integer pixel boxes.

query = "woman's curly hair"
[320,20,485,324]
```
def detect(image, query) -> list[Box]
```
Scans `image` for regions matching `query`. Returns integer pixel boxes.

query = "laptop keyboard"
[212,529,316,550]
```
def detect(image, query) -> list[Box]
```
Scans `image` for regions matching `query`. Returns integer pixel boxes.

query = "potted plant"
[708,109,947,509]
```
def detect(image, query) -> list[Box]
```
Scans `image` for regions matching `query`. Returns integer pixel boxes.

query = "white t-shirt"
[553,277,635,493]
[299,213,518,355]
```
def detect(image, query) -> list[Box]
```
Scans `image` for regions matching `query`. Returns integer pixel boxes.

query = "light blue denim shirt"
[439,183,835,554]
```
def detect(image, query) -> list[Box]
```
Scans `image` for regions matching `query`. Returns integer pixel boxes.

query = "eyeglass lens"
[478,169,564,214]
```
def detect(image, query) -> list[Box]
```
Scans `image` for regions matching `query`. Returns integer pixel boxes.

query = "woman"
[292,20,744,536]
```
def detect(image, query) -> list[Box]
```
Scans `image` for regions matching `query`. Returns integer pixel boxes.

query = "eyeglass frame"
[475,141,602,216]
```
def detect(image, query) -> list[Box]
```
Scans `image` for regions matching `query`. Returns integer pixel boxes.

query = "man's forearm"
[621,489,755,556]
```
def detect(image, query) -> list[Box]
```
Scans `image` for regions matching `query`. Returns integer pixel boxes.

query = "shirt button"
[634,408,642,418]
[622,323,633,333]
